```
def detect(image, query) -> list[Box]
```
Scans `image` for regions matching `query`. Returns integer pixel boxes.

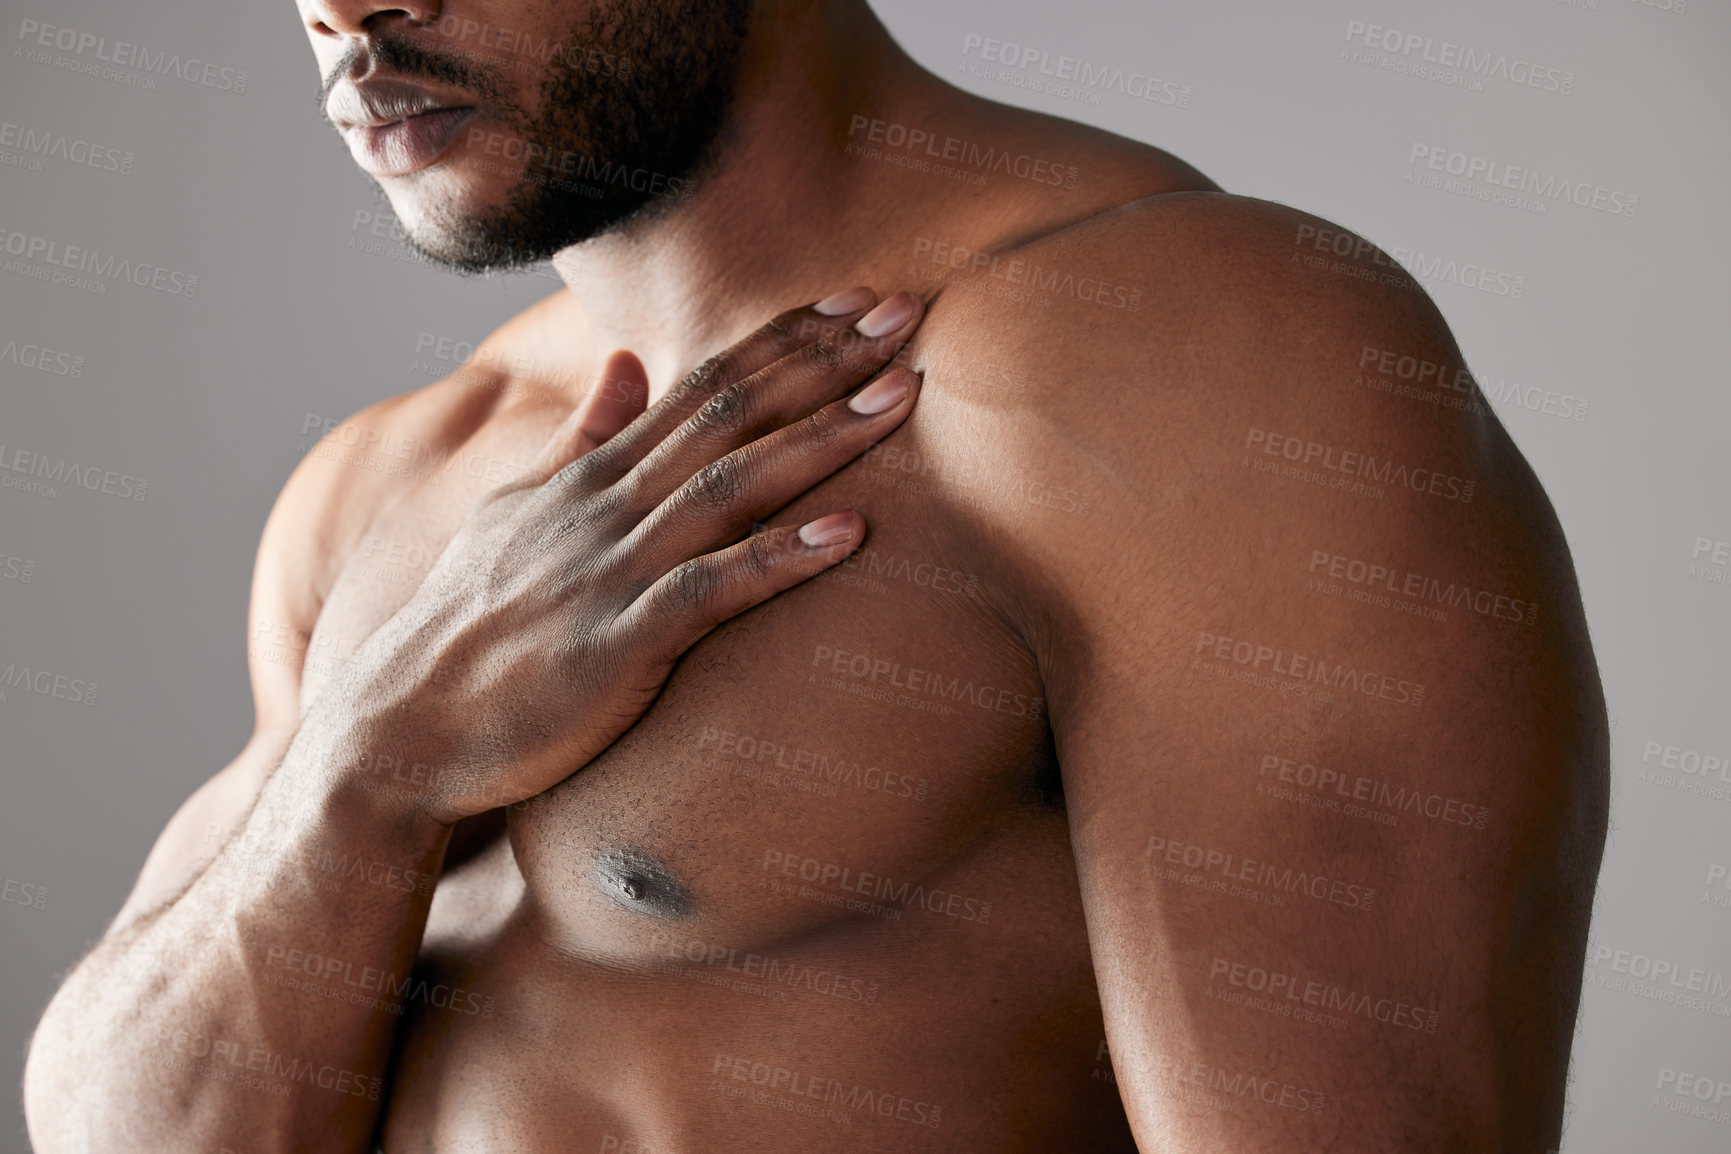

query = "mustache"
[317,33,503,125]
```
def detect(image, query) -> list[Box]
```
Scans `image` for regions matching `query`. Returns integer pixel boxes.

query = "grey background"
[2,0,1726,1150]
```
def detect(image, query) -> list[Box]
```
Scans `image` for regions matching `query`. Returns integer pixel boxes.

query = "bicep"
[939,201,1607,1148]
[1047,437,1606,1151]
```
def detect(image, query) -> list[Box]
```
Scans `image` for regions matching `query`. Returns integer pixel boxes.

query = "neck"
[549,0,985,398]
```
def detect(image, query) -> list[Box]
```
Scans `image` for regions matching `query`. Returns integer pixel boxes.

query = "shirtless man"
[22,1,1609,1150]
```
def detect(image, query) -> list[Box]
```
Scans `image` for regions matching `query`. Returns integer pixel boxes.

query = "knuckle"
[548,453,598,491]
[800,330,845,371]
[561,614,609,658]
[740,531,783,582]
[801,404,841,449]
[529,514,580,559]
[692,380,754,437]
[571,437,625,483]
[684,456,746,511]
[518,487,616,554]
[668,559,721,611]
[675,351,735,404]
[566,490,620,536]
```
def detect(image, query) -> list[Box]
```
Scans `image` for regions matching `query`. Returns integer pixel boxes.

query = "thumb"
[583,349,651,445]
[526,349,651,484]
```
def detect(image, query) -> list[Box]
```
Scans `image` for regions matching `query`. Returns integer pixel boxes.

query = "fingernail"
[798,513,857,547]
[813,286,874,315]
[848,370,911,415]
[854,293,915,338]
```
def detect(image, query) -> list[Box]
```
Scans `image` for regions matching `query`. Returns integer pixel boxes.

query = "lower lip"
[348,107,477,177]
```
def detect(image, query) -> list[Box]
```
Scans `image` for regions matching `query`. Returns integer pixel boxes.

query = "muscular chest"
[299,389,1056,961]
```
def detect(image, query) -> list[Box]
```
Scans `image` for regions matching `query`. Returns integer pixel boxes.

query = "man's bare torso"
[288,196,1177,1150]
[21,4,1609,1147]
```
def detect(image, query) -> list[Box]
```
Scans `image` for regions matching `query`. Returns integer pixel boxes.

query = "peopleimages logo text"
[0,227,198,297]
[0,121,134,174]
[17,19,248,92]
[1343,20,1574,94]
[1408,144,1637,218]
[0,443,148,501]
[960,34,1191,107]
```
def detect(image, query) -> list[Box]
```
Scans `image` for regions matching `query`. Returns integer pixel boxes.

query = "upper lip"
[326,79,472,130]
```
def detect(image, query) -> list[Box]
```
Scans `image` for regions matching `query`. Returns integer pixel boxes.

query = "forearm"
[24,290,920,1150]
[24,726,452,1154]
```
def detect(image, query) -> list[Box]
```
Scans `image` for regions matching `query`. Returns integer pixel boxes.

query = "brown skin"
[24,1,1607,1152]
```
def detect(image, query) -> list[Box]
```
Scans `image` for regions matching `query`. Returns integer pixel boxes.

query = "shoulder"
[881,189,1606,1141]
[911,191,1514,547]
[935,196,1608,1146]
[918,190,1460,416]
[908,188,1599,726]
[269,288,584,582]
[109,296,581,926]
[249,288,583,705]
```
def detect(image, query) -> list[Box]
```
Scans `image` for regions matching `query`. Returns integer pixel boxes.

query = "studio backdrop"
[1,1,1726,1150]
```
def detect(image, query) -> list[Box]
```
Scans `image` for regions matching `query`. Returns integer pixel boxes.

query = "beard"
[333,0,753,273]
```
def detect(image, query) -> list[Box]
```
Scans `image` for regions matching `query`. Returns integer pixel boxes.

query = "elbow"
[23,1012,79,1154]
[23,986,135,1154]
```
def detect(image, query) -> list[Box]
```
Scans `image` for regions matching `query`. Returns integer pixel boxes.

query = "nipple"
[592,848,693,919]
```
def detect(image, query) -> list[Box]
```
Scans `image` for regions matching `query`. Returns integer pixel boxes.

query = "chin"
[384,171,515,244]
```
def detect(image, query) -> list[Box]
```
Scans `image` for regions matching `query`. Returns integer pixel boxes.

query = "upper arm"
[111,397,407,931]
[952,196,1608,1151]
[108,294,568,931]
